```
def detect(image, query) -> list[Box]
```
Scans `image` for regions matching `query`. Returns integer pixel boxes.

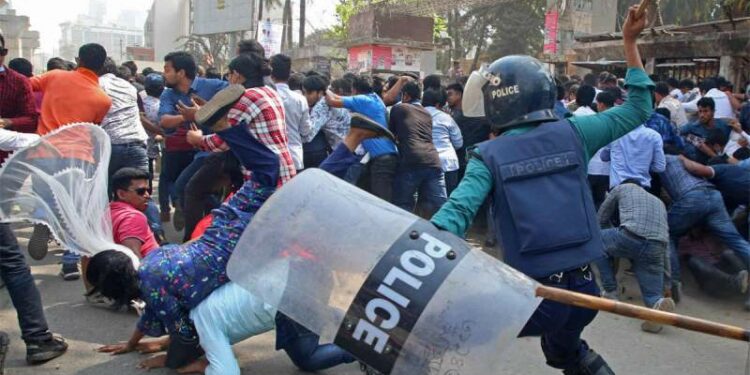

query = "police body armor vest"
[477,120,604,278]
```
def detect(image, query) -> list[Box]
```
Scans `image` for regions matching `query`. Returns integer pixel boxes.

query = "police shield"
[227,169,541,375]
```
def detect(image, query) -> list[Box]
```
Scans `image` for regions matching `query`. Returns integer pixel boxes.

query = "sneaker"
[641,297,675,334]
[59,263,80,281]
[26,334,67,365]
[27,224,51,261]
[195,84,246,128]
[173,206,185,232]
[736,270,749,294]
[601,290,619,301]
[0,331,9,375]
[86,291,115,308]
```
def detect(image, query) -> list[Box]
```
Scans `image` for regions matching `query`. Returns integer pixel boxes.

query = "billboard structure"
[193,0,255,35]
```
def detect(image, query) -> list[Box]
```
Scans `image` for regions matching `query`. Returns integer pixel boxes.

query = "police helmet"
[463,55,557,133]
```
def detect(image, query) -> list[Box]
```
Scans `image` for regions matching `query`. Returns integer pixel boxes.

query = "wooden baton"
[536,285,750,342]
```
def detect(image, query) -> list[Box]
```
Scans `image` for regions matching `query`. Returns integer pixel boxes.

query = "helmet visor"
[462,68,488,118]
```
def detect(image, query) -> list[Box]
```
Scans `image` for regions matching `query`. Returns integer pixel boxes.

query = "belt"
[544,265,593,284]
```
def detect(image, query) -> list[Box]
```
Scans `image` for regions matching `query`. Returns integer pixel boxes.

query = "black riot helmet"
[463,55,557,134]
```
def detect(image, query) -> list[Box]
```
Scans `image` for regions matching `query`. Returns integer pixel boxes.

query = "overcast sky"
[11,0,337,55]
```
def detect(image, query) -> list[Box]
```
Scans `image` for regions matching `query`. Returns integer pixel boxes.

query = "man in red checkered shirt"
[0,34,38,165]
[186,54,295,187]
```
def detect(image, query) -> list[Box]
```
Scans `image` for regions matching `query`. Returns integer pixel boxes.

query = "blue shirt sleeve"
[158,90,178,120]
[342,96,358,112]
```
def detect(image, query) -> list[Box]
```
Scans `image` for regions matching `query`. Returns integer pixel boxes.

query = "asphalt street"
[2,223,749,375]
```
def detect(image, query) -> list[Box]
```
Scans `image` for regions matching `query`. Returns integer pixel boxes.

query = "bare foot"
[178,358,209,374]
[137,354,167,370]
[136,337,170,354]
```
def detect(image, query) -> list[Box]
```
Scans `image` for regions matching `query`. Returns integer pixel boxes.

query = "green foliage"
[433,14,448,40]
[328,0,369,41]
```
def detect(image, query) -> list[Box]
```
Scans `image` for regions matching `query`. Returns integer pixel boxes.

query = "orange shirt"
[30,68,112,161]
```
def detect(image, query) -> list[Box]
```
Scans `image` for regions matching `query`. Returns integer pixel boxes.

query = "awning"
[655,62,696,68]
[571,60,627,69]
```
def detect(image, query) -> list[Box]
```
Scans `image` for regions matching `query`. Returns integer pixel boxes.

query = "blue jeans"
[158,150,195,212]
[519,269,599,371]
[109,142,148,180]
[174,153,209,209]
[392,167,447,215]
[0,223,53,343]
[668,188,750,285]
[275,313,355,372]
[596,228,666,307]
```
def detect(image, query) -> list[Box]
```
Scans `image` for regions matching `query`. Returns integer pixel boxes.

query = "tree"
[281,0,293,50]
[300,0,307,47]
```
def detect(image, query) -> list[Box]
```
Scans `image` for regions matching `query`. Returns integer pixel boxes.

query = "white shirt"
[99,74,148,144]
[683,89,735,119]
[670,88,684,102]
[658,95,688,129]
[573,106,610,176]
[426,106,463,172]
[0,128,40,151]
[275,83,311,170]
[724,130,750,158]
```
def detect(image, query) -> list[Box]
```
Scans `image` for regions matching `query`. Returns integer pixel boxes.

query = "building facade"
[0,0,40,61]
[59,18,143,62]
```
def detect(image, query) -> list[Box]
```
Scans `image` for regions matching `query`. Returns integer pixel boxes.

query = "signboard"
[258,19,284,57]
[543,10,559,55]
[193,0,254,35]
[347,45,423,73]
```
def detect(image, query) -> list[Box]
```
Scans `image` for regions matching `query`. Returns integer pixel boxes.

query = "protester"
[0,33,38,166]
[302,74,351,150]
[600,121,665,189]
[655,81,688,129]
[595,182,674,333]
[681,97,731,163]
[28,43,111,280]
[423,87,463,195]
[270,54,312,170]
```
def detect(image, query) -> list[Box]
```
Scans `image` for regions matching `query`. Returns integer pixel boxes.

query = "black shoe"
[0,332,9,375]
[670,282,682,304]
[28,224,51,261]
[26,334,67,365]
[563,349,615,375]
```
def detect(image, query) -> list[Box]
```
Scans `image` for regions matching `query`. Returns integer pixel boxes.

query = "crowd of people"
[0,5,749,373]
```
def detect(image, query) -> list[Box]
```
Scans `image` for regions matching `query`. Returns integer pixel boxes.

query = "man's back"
[99,73,147,144]
[275,83,309,170]
[389,103,441,170]
[31,68,112,135]
[606,125,665,188]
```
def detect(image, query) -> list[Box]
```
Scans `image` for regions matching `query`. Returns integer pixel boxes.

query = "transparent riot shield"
[228,169,541,374]
[0,123,136,264]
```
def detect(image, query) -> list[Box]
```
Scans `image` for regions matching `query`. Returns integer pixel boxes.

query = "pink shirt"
[110,201,159,257]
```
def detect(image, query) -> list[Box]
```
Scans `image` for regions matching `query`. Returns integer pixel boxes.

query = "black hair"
[0,33,4,48]
[228,53,269,89]
[576,85,596,108]
[596,91,616,109]
[331,78,352,96]
[145,77,165,98]
[270,54,292,81]
[86,250,140,309]
[583,73,598,87]
[98,57,118,76]
[78,43,107,71]
[556,79,566,101]
[116,66,133,81]
[8,58,33,77]
[663,144,684,156]
[705,128,728,147]
[372,76,386,97]
[65,60,77,70]
[446,82,463,94]
[679,79,695,90]
[602,73,618,85]
[122,61,138,76]
[343,72,358,83]
[699,78,717,93]
[237,39,265,57]
[386,75,399,89]
[142,67,155,76]
[401,81,421,101]
[422,87,447,108]
[603,87,622,102]
[303,75,328,93]
[205,66,221,80]
[697,97,715,112]
[164,51,197,80]
[288,72,305,91]
[655,107,671,119]
[732,147,750,161]
[351,75,373,94]
[423,74,442,90]
[47,57,68,71]
[111,167,150,200]
[654,82,670,97]
[666,77,679,89]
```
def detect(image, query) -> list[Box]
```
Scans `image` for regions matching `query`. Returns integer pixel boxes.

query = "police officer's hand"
[622,4,647,41]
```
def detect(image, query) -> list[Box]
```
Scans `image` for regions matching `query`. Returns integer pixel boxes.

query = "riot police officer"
[430,5,652,375]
